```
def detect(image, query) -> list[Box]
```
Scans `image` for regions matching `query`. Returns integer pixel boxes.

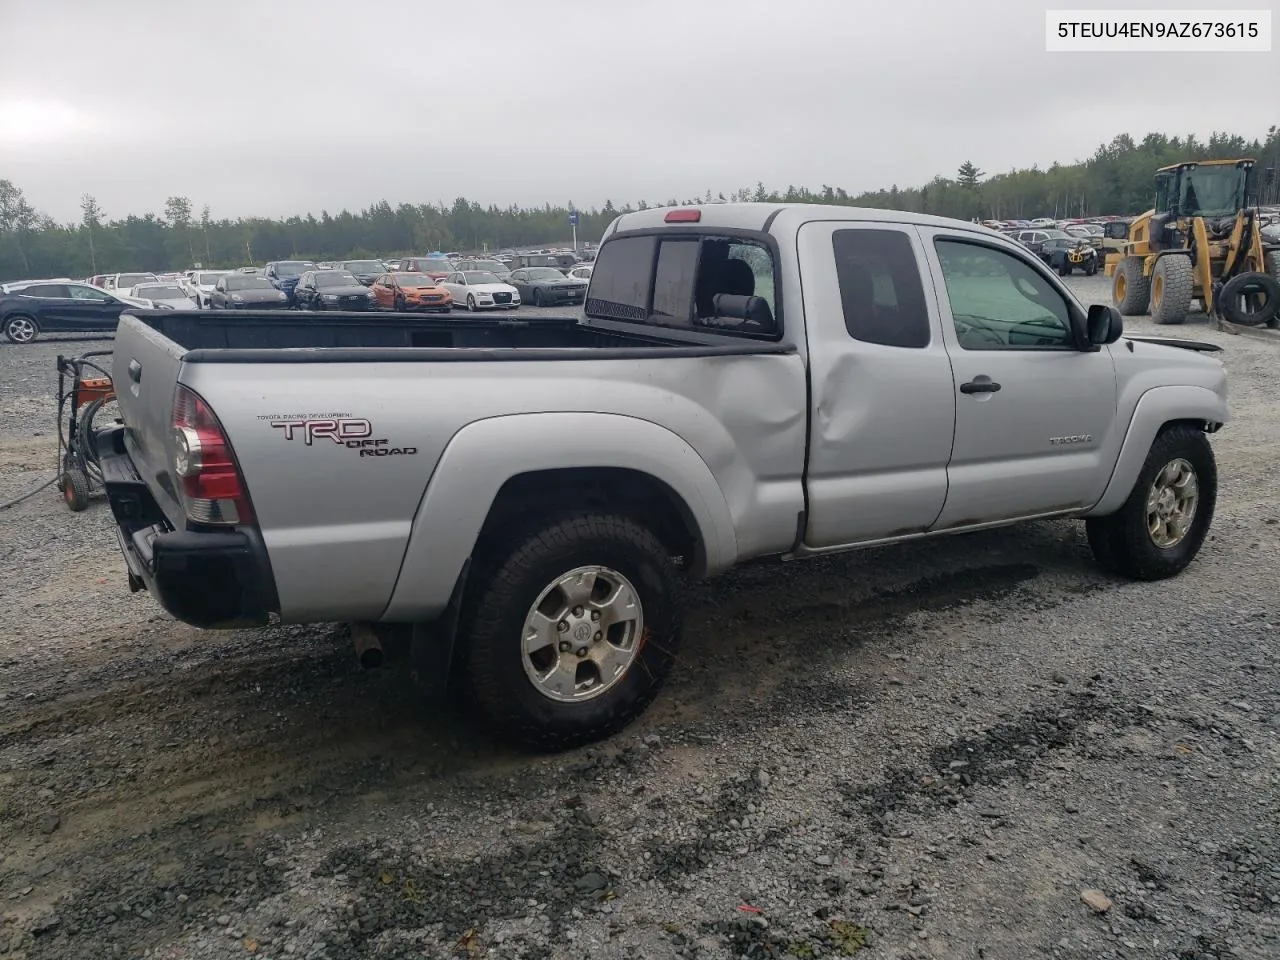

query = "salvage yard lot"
[1,283,1278,960]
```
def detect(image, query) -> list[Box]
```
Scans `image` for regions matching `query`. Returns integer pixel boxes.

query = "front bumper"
[542,288,586,304]
[97,427,277,628]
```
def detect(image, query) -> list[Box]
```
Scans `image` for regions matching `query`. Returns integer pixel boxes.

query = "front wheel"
[467,295,477,312]
[4,314,39,344]
[457,512,682,751]
[1085,424,1216,580]
[533,288,544,307]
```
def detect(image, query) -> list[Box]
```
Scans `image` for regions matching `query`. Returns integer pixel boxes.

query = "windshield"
[526,267,565,280]
[275,261,314,276]
[342,261,384,272]
[462,271,500,284]
[136,285,186,299]
[315,272,358,287]
[1180,164,1246,218]
[226,276,274,291]
[117,273,155,286]
[417,259,452,272]
[394,272,436,285]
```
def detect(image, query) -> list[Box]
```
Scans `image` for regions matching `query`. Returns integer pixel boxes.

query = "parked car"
[264,260,317,302]
[565,264,593,282]
[131,282,198,309]
[104,272,159,297]
[507,266,589,306]
[183,270,232,307]
[96,202,1228,751]
[398,257,454,281]
[209,273,291,309]
[438,270,521,310]
[459,259,512,280]
[1,280,149,343]
[293,270,378,310]
[370,272,453,313]
[337,260,389,286]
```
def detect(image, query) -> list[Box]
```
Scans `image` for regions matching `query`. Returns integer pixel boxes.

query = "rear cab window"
[585,231,779,337]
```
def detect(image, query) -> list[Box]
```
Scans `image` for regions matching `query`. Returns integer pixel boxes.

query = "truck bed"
[127,309,778,361]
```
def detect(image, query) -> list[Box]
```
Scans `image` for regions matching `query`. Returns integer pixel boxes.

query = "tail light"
[172,385,253,526]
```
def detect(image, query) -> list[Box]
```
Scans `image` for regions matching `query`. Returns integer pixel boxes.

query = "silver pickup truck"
[97,203,1229,749]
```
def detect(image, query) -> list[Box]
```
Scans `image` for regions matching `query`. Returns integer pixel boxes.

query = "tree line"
[1,126,1277,284]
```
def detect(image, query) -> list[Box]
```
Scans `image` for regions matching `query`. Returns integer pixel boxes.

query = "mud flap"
[410,558,470,701]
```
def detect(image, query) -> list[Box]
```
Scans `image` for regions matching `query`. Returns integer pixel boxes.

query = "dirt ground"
[1,288,1277,960]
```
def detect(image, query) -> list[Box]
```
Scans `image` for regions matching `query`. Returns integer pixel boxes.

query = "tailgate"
[111,312,188,529]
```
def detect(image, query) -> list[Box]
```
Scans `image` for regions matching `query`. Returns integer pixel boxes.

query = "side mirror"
[1086,304,1123,346]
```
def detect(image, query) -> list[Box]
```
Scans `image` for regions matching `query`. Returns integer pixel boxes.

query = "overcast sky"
[0,0,1274,223]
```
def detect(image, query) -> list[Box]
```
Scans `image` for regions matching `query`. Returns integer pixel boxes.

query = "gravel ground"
[1,289,1278,960]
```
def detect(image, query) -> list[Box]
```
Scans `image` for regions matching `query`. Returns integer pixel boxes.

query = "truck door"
[796,221,957,547]
[917,228,1119,528]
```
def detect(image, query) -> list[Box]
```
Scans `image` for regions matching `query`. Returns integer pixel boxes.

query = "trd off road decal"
[264,415,417,457]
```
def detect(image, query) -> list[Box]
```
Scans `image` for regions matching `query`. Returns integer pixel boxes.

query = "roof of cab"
[603,202,1004,240]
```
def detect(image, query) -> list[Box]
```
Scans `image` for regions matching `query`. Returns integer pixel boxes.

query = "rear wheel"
[1150,255,1194,325]
[4,314,39,344]
[1114,256,1151,316]
[1085,424,1216,580]
[457,511,682,751]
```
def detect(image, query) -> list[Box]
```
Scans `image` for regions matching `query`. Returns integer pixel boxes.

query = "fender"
[380,412,739,621]
[1081,385,1228,518]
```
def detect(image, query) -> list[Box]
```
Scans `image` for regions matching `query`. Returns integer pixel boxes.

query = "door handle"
[960,379,1000,394]
[128,359,142,384]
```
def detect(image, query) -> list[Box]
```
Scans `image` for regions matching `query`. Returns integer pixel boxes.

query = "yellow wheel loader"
[1103,158,1280,329]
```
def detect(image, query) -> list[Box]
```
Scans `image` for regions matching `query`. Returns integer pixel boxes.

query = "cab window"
[585,233,779,336]
[832,228,930,348]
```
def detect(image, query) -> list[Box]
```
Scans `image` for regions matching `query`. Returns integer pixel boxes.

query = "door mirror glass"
[1087,304,1123,345]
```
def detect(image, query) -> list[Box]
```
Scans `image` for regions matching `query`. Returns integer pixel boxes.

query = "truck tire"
[457,511,682,751]
[1113,256,1151,316]
[1150,255,1194,325]
[1084,424,1216,581]
[1264,251,1280,328]
[1218,271,1280,327]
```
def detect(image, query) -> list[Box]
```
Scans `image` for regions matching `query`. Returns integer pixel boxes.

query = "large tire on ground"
[1265,251,1280,329]
[457,511,682,751]
[1218,271,1280,327]
[3,314,39,344]
[1084,424,1216,581]
[1113,256,1151,316]
[1150,255,1194,325]
[59,469,90,512]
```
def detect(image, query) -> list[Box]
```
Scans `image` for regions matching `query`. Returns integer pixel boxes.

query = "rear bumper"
[97,427,278,628]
